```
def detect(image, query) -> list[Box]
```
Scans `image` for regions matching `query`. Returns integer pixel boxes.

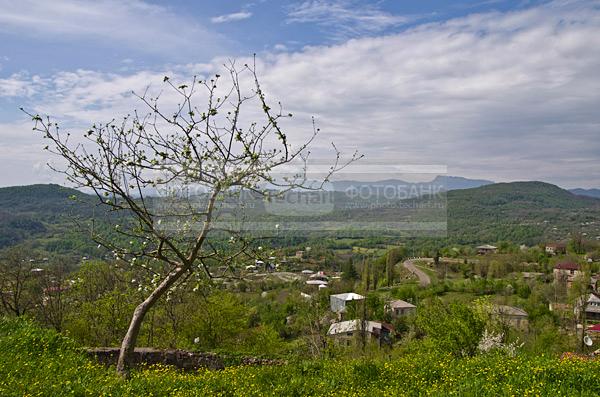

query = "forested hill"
[449,181,599,210]
[0,181,599,253]
[0,184,92,216]
[446,181,600,244]
[0,184,98,252]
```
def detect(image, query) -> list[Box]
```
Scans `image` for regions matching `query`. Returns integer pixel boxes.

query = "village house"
[327,319,394,346]
[330,292,365,318]
[476,244,498,255]
[545,242,567,256]
[309,271,329,282]
[585,293,600,322]
[305,279,328,289]
[385,299,416,317]
[492,305,528,329]
[553,262,582,287]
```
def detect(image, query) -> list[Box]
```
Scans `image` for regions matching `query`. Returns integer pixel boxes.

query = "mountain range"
[0,179,599,254]
[332,176,600,198]
[331,175,494,192]
[569,188,600,199]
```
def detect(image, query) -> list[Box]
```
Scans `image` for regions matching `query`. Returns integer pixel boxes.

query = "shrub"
[2,317,600,396]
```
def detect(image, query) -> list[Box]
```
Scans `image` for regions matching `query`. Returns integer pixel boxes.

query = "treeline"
[0,248,332,357]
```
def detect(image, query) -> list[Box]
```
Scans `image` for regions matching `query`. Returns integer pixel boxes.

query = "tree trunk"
[116,265,187,376]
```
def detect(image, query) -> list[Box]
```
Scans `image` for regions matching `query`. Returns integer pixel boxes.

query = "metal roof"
[306,279,328,285]
[387,299,416,309]
[330,292,365,301]
[493,305,528,317]
[327,320,384,335]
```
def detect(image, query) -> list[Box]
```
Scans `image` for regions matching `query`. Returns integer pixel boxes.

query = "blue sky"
[1,0,599,187]
[0,0,544,75]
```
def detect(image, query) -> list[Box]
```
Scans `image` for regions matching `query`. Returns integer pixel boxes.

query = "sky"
[0,0,599,188]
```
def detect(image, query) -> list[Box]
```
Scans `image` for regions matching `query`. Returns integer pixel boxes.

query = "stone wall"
[87,348,285,371]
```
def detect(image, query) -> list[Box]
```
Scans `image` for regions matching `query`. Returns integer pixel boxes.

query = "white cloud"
[287,0,415,40]
[4,0,600,188]
[0,73,46,97]
[211,11,253,24]
[0,0,227,57]
[270,0,600,187]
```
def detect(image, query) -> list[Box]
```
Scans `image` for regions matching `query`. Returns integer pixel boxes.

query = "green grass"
[2,317,600,396]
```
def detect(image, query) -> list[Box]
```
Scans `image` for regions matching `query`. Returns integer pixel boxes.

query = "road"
[402,259,431,287]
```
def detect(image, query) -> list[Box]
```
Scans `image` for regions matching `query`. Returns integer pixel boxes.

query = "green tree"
[65,262,137,346]
[341,261,359,282]
[386,247,405,287]
[182,291,250,350]
[415,299,485,357]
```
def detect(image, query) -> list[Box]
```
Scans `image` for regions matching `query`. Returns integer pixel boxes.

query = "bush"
[415,299,485,357]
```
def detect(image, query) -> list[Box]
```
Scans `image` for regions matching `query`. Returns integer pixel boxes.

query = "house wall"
[329,331,379,346]
[553,269,582,282]
[330,296,346,313]
[393,307,416,317]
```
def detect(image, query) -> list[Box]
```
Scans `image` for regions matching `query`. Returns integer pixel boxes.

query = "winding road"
[402,258,432,287]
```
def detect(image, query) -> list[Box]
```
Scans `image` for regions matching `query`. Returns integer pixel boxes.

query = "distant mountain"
[569,188,600,199]
[434,175,494,190]
[330,175,493,194]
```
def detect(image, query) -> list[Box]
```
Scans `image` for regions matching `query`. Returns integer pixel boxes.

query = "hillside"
[0,184,91,216]
[0,184,105,254]
[446,181,600,244]
[0,181,599,254]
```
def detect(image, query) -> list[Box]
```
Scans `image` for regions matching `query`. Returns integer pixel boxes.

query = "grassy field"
[2,317,600,396]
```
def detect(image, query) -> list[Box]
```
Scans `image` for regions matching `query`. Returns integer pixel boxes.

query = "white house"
[327,320,393,345]
[330,292,365,314]
[306,279,328,287]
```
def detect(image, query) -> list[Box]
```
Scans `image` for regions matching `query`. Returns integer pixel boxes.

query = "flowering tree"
[25,60,359,376]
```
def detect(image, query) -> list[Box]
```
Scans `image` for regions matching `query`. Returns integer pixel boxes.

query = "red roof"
[555,262,580,271]
[588,324,600,332]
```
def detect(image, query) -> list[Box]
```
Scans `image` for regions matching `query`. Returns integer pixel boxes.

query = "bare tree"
[25,59,359,376]
[35,262,69,332]
[0,247,38,317]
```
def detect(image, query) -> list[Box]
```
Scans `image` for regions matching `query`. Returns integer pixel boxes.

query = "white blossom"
[477,329,523,356]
